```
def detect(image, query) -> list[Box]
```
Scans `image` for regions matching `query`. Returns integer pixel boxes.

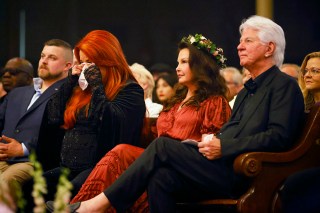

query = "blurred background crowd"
[1,0,319,71]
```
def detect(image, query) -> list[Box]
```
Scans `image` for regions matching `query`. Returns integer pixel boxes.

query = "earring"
[265,54,269,57]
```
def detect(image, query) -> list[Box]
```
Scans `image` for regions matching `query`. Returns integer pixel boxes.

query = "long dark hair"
[152,73,178,104]
[163,42,228,111]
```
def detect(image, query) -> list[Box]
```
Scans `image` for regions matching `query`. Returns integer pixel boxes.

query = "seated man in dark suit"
[0,39,73,206]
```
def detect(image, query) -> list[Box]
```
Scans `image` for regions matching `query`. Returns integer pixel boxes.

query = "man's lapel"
[234,68,279,135]
[19,86,36,116]
[24,78,65,114]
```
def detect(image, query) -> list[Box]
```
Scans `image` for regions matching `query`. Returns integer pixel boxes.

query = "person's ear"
[65,62,73,70]
[265,42,275,57]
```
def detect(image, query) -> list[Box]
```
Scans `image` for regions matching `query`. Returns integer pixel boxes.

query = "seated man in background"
[280,63,299,80]
[0,39,73,210]
[220,66,243,108]
[1,57,34,95]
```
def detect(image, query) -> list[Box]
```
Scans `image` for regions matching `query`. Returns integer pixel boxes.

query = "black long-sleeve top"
[47,67,146,171]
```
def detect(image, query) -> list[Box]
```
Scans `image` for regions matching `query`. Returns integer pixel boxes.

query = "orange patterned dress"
[70,96,231,212]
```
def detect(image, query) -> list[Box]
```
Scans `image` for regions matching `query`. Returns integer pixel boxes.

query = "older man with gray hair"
[220,66,243,108]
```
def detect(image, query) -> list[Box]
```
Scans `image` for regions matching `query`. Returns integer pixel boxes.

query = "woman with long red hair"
[42,30,146,200]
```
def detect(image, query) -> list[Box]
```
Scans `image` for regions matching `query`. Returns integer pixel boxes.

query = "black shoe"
[46,201,81,213]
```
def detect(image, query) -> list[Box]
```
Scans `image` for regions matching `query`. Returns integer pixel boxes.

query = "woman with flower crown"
[46,33,231,213]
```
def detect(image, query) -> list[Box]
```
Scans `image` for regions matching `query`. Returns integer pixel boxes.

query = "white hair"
[130,63,155,98]
[220,67,243,85]
[239,15,286,67]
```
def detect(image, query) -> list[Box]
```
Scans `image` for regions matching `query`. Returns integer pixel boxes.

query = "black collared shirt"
[218,66,276,135]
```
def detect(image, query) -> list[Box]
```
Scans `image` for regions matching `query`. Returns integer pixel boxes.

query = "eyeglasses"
[302,67,320,77]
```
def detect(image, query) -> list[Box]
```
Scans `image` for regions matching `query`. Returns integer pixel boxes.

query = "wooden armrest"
[234,104,320,177]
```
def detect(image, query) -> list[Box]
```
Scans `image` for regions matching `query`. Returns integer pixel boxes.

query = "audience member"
[280,63,299,80]
[47,15,305,213]
[0,57,34,95]
[220,66,243,108]
[0,39,73,208]
[298,51,320,111]
[130,63,163,117]
[149,62,174,80]
[153,73,178,104]
[41,30,146,200]
[280,51,320,213]
[48,33,231,213]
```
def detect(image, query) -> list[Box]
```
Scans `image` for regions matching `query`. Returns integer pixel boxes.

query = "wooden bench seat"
[140,104,320,212]
[177,104,320,212]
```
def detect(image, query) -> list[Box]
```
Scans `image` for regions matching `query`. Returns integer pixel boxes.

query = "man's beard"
[38,67,63,81]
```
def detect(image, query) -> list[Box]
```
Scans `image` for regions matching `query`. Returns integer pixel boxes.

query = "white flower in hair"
[190,37,196,44]
[181,33,227,68]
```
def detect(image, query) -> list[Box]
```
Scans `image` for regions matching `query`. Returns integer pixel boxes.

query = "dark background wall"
[0,0,319,73]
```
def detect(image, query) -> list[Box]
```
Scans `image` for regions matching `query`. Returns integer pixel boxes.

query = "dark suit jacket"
[219,66,305,159]
[0,78,66,163]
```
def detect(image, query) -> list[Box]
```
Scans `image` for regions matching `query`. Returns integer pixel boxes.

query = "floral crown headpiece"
[181,34,227,68]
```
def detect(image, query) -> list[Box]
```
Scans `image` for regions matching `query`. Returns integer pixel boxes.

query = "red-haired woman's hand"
[72,63,84,76]
[84,65,103,90]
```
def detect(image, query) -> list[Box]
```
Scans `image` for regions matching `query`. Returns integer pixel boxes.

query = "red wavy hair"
[63,30,136,129]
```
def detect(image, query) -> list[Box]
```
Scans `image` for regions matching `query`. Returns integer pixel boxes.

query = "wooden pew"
[176,104,320,212]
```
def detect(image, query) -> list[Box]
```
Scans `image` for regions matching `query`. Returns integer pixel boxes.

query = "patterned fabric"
[48,67,108,170]
[71,144,148,213]
[47,68,145,171]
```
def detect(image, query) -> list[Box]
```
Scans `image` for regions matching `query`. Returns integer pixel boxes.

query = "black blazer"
[219,66,305,158]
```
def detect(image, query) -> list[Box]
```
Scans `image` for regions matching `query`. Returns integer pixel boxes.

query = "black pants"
[22,166,93,212]
[105,136,235,213]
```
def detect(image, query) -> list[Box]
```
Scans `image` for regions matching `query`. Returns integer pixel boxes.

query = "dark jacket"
[219,66,305,158]
[45,73,146,171]
[0,78,66,164]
